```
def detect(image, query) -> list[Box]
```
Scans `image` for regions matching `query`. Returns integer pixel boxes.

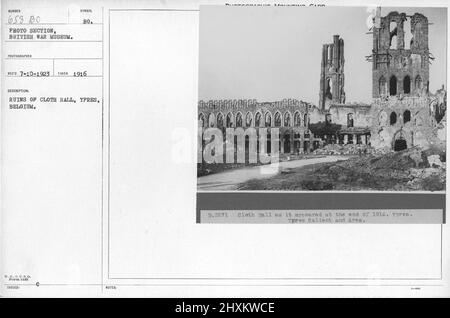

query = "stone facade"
[370,96,438,150]
[327,104,371,127]
[198,99,316,154]
[371,11,429,98]
[307,102,371,146]
[369,10,442,151]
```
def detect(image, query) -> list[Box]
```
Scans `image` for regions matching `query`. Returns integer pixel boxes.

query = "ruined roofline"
[374,11,429,39]
[198,98,314,107]
[329,102,371,107]
[383,11,427,20]
[198,98,312,103]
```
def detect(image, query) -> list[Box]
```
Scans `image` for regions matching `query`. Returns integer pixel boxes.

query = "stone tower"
[369,10,438,151]
[319,35,345,110]
[371,11,429,98]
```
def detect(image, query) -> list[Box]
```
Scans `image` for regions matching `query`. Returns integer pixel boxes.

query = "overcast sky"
[198,6,447,104]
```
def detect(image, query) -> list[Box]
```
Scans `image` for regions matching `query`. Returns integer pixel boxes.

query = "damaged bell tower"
[368,9,444,151]
[370,10,430,98]
[319,35,345,110]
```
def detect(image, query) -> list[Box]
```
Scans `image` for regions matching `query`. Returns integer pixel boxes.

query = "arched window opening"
[283,134,291,154]
[284,112,291,127]
[403,110,411,123]
[389,76,397,95]
[389,21,398,49]
[255,112,262,127]
[266,132,272,154]
[294,112,301,126]
[379,76,387,95]
[198,113,205,127]
[216,113,224,128]
[303,114,308,127]
[265,113,272,127]
[347,113,354,128]
[274,112,282,127]
[226,113,233,128]
[403,75,411,94]
[325,78,333,100]
[245,112,252,127]
[235,113,243,127]
[390,112,397,125]
[404,18,412,50]
[245,135,250,156]
[208,113,215,127]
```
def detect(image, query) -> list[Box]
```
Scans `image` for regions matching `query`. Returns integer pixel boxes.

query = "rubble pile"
[317,145,446,191]
[313,144,374,155]
[237,144,446,191]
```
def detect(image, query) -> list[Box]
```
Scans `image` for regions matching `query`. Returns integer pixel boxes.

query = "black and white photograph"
[197,6,447,192]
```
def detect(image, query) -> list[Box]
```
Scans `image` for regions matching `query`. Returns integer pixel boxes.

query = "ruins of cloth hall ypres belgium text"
[197,8,446,191]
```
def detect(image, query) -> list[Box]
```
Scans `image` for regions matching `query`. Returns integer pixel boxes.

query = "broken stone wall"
[371,12,429,99]
[327,104,372,128]
[370,96,438,149]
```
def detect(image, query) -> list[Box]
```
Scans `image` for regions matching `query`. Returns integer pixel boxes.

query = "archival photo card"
[2,0,449,298]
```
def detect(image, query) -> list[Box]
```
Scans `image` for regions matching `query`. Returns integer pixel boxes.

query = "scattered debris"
[238,145,446,191]
[427,154,444,168]
[312,144,373,156]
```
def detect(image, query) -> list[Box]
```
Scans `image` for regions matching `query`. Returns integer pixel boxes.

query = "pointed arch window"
[403,75,411,94]
[245,112,253,127]
[347,113,354,128]
[403,110,411,123]
[265,113,272,127]
[294,112,301,126]
[284,112,291,127]
[199,113,205,127]
[390,112,397,125]
[274,112,282,127]
[390,76,397,95]
[235,113,243,127]
[208,113,215,127]
[255,112,262,127]
[226,113,233,128]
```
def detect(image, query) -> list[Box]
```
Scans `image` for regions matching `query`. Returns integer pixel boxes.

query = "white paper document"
[1,0,449,297]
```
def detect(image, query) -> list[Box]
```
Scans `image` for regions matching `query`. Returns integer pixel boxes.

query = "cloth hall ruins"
[198,9,446,155]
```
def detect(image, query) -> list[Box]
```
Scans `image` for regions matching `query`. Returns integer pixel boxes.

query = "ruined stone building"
[371,12,429,98]
[368,11,443,151]
[312,11,445,151]
[198,99,316,155]
[198,9,446,157]
[313,35,371,146]
[319,35,346,110]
